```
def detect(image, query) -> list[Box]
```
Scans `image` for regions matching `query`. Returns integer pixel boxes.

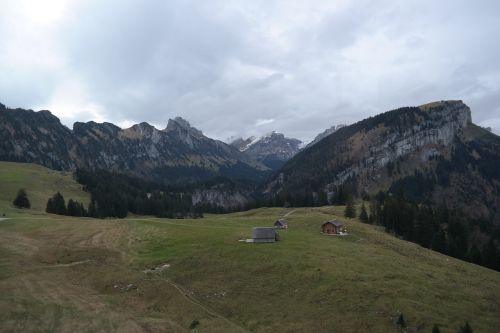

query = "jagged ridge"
[0,104,270,185]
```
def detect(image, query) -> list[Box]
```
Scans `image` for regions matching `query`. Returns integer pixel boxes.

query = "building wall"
[322,224,339,234]
[253,238,276,243]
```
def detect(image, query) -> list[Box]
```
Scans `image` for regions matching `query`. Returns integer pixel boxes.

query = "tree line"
[361,191,500,272]
[73,168,205,218]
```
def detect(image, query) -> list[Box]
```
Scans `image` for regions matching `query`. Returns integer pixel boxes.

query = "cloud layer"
[1,0,500,142]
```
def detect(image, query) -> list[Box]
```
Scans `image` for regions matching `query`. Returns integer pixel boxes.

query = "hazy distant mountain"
[265,100,500,224]
[230,131,302,170]
[0,103,270,185]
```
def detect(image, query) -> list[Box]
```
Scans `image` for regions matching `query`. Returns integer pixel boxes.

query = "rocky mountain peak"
[231,131,302,169]
[165,117,203,137]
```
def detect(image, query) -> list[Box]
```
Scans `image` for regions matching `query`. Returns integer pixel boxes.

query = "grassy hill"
[0,162,499,332]
[0,161,90,213]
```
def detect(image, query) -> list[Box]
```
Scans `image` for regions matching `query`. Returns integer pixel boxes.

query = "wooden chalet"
[321,220,343,235]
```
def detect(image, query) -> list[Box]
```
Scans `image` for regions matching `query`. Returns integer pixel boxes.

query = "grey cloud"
[1,0,499,141]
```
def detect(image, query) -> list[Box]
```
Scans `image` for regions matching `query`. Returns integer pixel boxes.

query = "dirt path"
[45,259,96,268]
[144,277,249,333]
[283,209,296,217]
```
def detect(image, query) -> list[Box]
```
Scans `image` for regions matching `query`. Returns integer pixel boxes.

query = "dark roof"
[252,227,277,239]
[323,220,343,227]
[274,219,288,226]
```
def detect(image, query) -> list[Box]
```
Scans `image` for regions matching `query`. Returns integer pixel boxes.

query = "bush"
[13,189,30,208]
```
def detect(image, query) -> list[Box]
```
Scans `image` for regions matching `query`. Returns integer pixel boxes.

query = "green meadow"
[0,162,499,332]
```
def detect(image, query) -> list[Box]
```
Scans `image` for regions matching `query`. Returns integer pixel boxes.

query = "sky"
[1,0,500,143]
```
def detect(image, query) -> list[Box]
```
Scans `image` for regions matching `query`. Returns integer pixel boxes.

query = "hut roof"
[323,220,343,227]
[274,219,288,226]
[252,227,277,239]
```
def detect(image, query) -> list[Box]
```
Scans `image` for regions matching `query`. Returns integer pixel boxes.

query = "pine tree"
[359,202,369,223]
[469,245,483,265]
[432,324,441,333]
[46,192,66,215]
[88,201,98,218]
[13,189,30,209]
[458,321,473,333]
[396,313,406,328]
[67,199,77,216]
[344,197,356,218]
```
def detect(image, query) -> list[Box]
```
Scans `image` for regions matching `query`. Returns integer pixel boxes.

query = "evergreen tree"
[359,202,369,223]
[87,201,98,218]
[344,197,356,218]
[458,321,473,333]
[431,229,448,254]
[432,324,441,333]
[369,200,379,224]
[396,313,406,328]
[482,239,498,270]
[13,189,30,208]
[67,199,86,217]
[46,192,67,215]
[67,199,77,216]
[469,245,483,265]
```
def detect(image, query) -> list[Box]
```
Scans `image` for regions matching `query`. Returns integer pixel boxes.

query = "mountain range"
[0,103,282,185]
[2,100,500,225]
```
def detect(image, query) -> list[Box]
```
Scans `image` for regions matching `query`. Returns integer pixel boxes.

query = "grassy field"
[0,162,499,332]
[0,161,89,214]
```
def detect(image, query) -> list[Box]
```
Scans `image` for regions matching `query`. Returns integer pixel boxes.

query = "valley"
[0,162,499,332]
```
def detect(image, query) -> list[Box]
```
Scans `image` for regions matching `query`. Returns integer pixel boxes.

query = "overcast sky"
[1,0,500,142]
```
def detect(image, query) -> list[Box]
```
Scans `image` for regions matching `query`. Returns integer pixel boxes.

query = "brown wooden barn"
[321,220,343,234]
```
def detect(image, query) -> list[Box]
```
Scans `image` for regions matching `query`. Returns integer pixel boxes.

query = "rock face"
[265,100,500,223]
[0,104,270,185]
[230,132,302,170]
[324,100,472,187]
[192,185,250,209]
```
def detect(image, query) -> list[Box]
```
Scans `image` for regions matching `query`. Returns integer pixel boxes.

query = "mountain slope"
[0,103,270,185]
[265,100,500,223]
[230,132,302,169]
[0,161,89,212]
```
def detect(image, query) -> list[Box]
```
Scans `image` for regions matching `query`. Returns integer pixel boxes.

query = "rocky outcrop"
[192,186,250,209]
[265,100,475,195]
[327,100,472,187]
